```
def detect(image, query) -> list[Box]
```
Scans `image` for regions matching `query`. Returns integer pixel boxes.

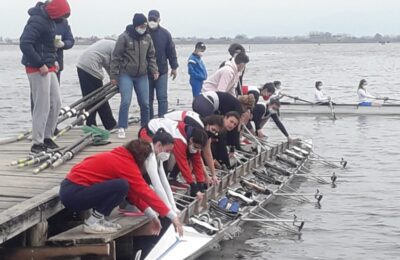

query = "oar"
[242,217,305,223]
[33,126,109,174]
[281,94,314,104]
[55,126,110,169]
[53,90,117,140]
[57,85,118,124]
[328,99,337,120]
[59,82,112,116]
[373,97,400,102]
[0,130,31,145]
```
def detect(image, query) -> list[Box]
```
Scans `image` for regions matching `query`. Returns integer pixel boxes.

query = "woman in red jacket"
[59,139,182,235]
[139,118,208,198]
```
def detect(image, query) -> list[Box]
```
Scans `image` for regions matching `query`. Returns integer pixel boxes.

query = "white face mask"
[189,144,198,154]
[198,51,204,57]
[148,21,159,29]
[135,27,147,35]
[157,152,170,162]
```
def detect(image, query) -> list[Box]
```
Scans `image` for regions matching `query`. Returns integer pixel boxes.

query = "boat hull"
[279,103,400,116]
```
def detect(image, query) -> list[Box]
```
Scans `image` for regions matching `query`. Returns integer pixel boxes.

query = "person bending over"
[202,52,249,97]
[139,118,209,198]
[164,111,223,184]
[242,82,276,103]
[250,98,292,142]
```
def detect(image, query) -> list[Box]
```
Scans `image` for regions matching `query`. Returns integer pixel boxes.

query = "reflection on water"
[0,44,400,259]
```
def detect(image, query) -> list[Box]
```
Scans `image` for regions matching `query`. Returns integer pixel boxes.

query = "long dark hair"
[203,115,224,128]
[124,139,152,171]
[152,128,174,145]
[358,79,367,90]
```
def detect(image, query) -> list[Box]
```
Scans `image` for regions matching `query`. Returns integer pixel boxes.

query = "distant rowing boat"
[279,103,400,116]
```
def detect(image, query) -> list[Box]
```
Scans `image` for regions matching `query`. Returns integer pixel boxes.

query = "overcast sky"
[1,0,399,38]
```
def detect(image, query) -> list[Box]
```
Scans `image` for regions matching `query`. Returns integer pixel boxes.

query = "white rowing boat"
[279,103,400,116]
[143,138,326,259]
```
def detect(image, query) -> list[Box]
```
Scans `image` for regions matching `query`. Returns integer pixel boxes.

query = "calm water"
[0,43,400,259]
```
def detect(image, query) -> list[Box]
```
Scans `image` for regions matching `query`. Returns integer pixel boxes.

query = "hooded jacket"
[110,25,158,80]
[148,26,178,75]
[55,18,74,72]
[66,146,175,219]
[20,1,70,69]
[202,60,239,97]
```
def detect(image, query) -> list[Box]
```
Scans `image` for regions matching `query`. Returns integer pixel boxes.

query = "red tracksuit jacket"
[140,118,205,184]
[66,146,170,217]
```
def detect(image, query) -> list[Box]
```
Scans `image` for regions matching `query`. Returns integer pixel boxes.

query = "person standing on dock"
[59,139,183,235]
[54,17,74,82]
[110,13,159,138]
[20,0,71,154]
[202,52,249,97]
[76,39,117,130]
[188,42,208,97]
[147,10,179,119]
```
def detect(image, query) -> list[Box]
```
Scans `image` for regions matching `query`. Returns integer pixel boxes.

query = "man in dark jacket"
[55,18,74,82]
[110,13,159,136]
[147,10,179,119]
[20,0,71,154]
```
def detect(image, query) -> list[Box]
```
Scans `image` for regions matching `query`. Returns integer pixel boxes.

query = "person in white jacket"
[144,129,179,214]
[202,52,249,97]
[357,79,387,106]
[314,81,332,104]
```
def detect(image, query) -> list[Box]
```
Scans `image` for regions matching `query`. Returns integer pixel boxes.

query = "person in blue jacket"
[147,10,179,119]
[188,42,207,97]
[54,18,74,82]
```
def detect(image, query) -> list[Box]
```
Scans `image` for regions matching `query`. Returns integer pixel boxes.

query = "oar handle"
[282,94,314,104]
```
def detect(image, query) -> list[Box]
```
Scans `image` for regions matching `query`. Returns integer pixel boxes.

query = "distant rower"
[357,79,387,106]
[314,81,332,105]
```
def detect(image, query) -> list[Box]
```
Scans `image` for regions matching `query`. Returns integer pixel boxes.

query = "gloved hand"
[55,40,65,49]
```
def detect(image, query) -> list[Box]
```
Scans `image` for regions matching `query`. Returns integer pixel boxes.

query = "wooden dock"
[0,125,140,247]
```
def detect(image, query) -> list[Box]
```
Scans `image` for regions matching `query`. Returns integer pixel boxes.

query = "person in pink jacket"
[202,52,249,97]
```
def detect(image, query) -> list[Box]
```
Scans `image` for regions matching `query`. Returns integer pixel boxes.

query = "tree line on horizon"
[1,32,398,45]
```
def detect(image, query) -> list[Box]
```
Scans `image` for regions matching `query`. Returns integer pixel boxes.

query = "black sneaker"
[31,143,48,154]
[44,138,59,149]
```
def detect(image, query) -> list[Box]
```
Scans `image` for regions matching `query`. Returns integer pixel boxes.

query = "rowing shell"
[146,139,316,259]
[279,103,400,116]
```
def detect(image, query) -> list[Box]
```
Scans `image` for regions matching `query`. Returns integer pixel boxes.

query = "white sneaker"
[83,220,119,234]
[103,219,122,230]
[118,128,126,139]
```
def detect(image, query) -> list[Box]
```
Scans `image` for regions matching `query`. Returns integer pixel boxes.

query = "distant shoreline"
[0,40,396,46]
[1,33,398,46]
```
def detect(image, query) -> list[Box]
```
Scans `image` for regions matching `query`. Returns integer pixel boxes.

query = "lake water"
[0,43,399,259]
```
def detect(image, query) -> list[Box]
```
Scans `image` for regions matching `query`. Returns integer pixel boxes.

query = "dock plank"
[0,124,140,245]
[48,214,149,246]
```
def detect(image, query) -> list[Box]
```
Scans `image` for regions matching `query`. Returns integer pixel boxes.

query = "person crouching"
[59,139,182,235]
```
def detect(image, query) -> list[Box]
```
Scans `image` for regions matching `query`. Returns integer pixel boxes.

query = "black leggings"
[59,178,129,216]
[77,68,116,130]
[192,94,215,118]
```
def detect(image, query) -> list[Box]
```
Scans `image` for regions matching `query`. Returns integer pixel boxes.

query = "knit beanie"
[45,0,71,19]
[132,13,147,27]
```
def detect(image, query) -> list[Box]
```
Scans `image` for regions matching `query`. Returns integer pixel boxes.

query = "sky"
[1,0,400,38]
